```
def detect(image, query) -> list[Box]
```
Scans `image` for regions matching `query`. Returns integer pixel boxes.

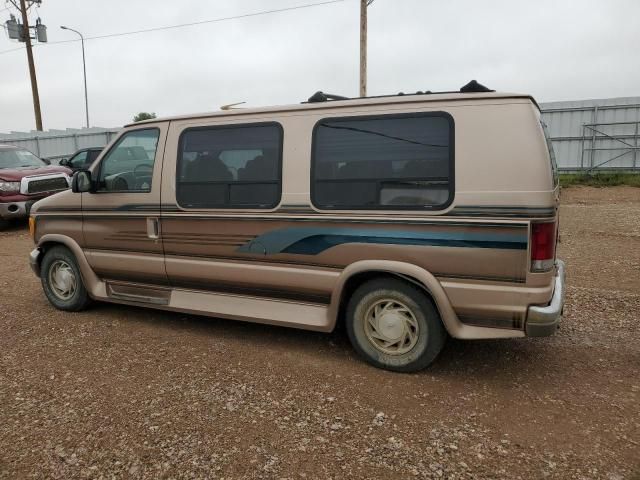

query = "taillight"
[531,221,556,272]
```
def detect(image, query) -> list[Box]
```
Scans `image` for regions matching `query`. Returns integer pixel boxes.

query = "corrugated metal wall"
[2,97,640,171]
[0,128,121,164]
[540,97,640,171]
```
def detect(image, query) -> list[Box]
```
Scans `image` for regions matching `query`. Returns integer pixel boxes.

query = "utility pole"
[19,0,43,130]
[359,0,374,98]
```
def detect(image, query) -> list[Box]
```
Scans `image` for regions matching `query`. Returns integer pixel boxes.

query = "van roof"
[127,90,538,127]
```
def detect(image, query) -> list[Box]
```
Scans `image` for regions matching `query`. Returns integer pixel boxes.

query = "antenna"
[220,101,246,111]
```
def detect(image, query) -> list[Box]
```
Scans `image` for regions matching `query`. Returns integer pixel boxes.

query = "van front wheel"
[41,246,91,311]
[346,278,446,372]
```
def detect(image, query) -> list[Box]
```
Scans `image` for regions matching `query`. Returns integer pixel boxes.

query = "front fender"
[36,234,106,298]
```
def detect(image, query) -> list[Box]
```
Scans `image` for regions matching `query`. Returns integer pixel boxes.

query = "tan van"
[28,82,565,372]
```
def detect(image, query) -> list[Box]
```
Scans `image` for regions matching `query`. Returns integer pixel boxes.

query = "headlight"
[0,181,20,193]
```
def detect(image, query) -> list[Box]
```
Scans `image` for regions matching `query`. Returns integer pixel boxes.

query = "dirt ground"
[0,186,638,479]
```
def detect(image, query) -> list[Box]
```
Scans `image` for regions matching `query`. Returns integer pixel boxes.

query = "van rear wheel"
[41,246,91,311]
[346,278,446,372]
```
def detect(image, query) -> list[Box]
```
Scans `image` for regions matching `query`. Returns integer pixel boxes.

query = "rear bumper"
[525,260,566,337]
[0,200,33,220]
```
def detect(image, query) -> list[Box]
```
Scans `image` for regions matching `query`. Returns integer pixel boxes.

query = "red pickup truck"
[0,144,72,228]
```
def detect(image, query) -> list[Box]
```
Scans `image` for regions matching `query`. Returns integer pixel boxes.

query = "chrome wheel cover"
[363,299,420,355]
[48,259,77,301]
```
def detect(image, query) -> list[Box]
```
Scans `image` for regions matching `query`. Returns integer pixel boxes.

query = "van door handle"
[147,217,160,240]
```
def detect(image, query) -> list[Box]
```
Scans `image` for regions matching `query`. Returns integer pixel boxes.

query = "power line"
[0,44,24,54]
[0,0,345,54]
[61,0,346,43]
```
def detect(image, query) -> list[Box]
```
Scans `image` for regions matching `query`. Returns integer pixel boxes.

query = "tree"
[132,112,157,122]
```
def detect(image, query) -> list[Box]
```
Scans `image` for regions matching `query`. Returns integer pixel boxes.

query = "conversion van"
[27,82,565,372]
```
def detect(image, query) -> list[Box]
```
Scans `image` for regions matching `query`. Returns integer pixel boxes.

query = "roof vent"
[307,91,350,103]
[460,80,494,93]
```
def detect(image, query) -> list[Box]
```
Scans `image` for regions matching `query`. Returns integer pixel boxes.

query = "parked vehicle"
[27,81,565,372]
[58,147,103,172]
[0,145,72,228]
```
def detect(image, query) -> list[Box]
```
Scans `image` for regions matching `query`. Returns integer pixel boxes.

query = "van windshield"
[541,121,559,187]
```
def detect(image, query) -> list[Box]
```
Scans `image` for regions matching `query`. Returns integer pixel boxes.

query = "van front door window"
[97,129,160,192]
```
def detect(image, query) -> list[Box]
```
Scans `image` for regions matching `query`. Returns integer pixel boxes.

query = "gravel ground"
[0,186,639,479]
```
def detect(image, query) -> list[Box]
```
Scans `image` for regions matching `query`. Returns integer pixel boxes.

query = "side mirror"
[59,158,69,166]
[72,170,93,193]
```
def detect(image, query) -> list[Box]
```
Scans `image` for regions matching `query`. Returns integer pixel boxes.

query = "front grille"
[27,177,68,194]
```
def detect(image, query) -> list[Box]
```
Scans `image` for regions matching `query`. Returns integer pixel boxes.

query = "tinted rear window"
[176,123,282,209]
[311,113,454,210]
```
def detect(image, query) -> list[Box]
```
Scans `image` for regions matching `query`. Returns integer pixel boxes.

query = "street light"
[60,25,89,128]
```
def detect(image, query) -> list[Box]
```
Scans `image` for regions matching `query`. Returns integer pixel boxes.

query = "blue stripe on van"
[236,227,527,256]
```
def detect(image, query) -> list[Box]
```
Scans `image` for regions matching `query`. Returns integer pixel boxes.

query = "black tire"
[41,245,92,311]
[346,277,447,372]
[0,219,8,231]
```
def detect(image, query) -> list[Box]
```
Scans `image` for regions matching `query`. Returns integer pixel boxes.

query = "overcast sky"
[1,0,638,132]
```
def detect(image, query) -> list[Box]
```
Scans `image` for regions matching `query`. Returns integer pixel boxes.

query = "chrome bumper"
[526,260,566,337]
[29,248,42,277]
[0,201,30,220]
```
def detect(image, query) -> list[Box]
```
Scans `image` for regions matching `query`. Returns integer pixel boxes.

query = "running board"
[106,281,171,305]
[169,289,330,331]
[102,281,331,332]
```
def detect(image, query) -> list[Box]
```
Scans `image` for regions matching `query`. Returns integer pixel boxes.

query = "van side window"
[97,129,159,192]
[312,113,454,210]
[176,123,282,209]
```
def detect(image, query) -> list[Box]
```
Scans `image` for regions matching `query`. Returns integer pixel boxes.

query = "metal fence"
[2,96,640,171]
[0,127,121,164]
[540,97,640,172]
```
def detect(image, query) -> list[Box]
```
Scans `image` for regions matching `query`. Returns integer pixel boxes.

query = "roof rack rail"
[307,91,350,103]
[459,80,494,93]
[305,80,495,103]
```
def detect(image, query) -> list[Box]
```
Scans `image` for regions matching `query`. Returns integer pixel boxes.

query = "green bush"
[560,173,640,187]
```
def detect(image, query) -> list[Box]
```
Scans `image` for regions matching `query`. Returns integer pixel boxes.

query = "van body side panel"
[450,101,559,292]
[158,214,527,301]
[31,190,84,247]
[441,278,554,329]
[453,103,554,195]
